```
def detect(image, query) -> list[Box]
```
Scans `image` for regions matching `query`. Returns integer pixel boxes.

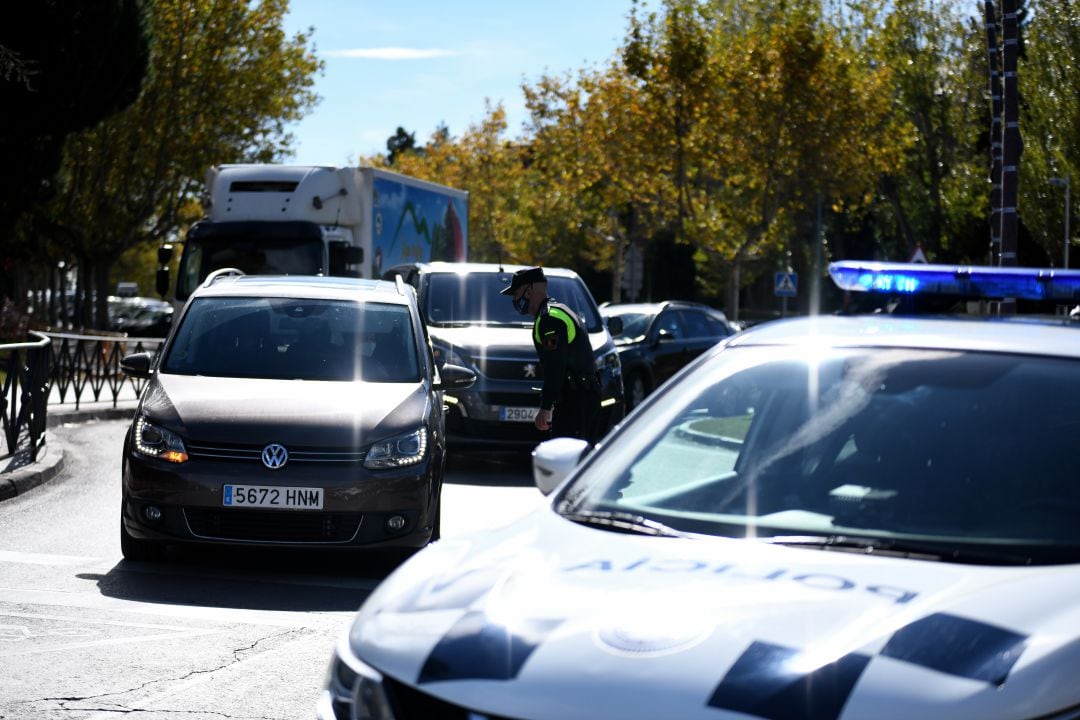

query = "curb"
[0,403,136,502]
[0,442,65,501]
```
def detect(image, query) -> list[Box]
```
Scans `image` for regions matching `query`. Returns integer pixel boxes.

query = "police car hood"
[141,373,427,446]
[350,508,1080,720]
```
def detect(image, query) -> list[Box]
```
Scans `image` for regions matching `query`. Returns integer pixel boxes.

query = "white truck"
[161,164,468,303]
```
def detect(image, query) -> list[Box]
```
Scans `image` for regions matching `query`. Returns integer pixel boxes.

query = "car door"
[678,308,725,363]
[649,308,688,385]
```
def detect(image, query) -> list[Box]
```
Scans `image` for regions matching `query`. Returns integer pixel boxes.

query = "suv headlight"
[596,348,621,375]
[133,416,188,463]
[318,634,396,720]
[364,429,427,469]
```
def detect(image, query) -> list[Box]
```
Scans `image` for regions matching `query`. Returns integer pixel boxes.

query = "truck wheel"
[120,519,163,562]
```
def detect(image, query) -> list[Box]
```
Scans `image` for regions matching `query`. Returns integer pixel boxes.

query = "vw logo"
[261,443,288,470]
[523,363,537,379]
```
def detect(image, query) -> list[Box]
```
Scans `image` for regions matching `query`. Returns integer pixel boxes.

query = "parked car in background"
[108,296,175,337]
[383,262,624,447]
[601,300,736,410]
[118,271,474,561]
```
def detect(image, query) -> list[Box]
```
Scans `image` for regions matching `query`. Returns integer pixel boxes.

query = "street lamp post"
[1049,175,1071,268]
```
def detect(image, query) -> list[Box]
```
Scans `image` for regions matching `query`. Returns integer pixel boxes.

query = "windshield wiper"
[760,534,1035,565]
[559,510,686,538]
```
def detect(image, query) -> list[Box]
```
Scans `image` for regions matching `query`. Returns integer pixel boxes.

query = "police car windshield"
[425,272,603,331]
[562,345,1080,564]
[162,297,420,382]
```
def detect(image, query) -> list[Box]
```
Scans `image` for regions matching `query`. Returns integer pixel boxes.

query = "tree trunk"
[728,259,741,323]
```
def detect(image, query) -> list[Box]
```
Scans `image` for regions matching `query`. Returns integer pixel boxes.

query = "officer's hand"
[535,408,552,431]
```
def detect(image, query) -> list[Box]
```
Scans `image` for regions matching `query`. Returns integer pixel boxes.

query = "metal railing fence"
[0,331,166,461]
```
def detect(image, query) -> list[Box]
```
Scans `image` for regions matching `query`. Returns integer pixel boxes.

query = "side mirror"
[655,328,675,344]
[532,437,590,495]
[120,351,155,379]
[435,363,476,391]
[156,268,171,298]
[606,315,623,337]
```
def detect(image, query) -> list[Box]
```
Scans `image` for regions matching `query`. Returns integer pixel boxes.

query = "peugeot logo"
[261,443,288,470]
[523,363,537,379]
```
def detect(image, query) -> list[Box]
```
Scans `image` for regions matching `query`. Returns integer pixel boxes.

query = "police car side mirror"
[532,437,590,495]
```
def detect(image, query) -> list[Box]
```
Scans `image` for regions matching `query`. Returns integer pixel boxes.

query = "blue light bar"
[829,261,1080,302]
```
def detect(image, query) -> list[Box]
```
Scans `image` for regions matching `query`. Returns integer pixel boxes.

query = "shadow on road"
[82,545,407,613]
[445,447,534,487]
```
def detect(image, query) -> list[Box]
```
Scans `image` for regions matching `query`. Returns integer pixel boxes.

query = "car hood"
[431,325,607,356]
[349,509,1080,720]
[139,373,429,446]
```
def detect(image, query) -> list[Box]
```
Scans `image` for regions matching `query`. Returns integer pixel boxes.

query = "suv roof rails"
[394,274,407,296]
[202,267,246,287]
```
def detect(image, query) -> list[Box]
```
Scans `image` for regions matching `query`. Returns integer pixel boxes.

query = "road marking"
[0,550,101,566]
[0,611,221,658]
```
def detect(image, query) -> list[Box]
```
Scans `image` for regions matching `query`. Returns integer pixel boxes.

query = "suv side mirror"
[120,351,155,379]
[435,363,476,391]
[606,315,623,337]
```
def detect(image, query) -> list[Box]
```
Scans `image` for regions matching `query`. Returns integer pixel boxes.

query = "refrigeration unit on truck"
[162,164,468,303]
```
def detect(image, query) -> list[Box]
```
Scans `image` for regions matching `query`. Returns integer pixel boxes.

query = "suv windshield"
[563,346,1080,564]
[425,272,603,331]
[162,297,419,382]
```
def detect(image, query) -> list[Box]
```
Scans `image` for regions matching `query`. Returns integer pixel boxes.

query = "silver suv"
[384,262,625,446]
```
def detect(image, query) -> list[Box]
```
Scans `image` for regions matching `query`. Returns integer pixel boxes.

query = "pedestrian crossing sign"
[774,271,798,298]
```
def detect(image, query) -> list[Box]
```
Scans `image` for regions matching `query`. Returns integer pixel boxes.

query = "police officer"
[501,267,601,442]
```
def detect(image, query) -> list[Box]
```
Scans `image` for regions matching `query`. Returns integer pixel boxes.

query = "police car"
[319,262,1080,720]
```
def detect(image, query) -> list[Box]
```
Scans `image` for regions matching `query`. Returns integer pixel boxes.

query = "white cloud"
[324,47,459,60]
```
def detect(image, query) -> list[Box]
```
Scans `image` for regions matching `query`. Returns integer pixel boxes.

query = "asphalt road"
[0,418,545,719]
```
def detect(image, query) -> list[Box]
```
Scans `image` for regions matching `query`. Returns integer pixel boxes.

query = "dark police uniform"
[533,298,600,442]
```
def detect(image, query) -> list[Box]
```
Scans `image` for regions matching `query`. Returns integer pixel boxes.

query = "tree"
[33,0,322,328]
[386,126,418,165]
[0,1,149,304]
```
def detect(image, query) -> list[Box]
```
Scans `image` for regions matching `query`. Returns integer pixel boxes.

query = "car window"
[162,297,420,382]
[562,346,1080,560]
[678,309,713,339]
[425,272,603,332]
[655,309,684,339]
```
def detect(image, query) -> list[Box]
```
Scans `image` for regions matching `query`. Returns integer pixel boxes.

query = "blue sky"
[281,0,641,166]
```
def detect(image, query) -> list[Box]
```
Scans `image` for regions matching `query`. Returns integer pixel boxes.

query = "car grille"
[479,392,540,406]
[382,677,522,720]
[184,508,362,543]
[475,356,545,381]
[186,441,366,464]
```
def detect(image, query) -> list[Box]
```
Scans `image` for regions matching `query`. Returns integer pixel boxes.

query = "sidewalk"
[0,397,139,502]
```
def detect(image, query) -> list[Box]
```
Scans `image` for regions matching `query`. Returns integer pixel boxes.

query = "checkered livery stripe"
[414,610,1029,719]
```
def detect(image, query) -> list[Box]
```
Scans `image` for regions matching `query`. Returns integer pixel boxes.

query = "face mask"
[513,292,530,315]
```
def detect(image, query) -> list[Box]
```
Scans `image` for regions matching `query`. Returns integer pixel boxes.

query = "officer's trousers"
[551,380,601,444]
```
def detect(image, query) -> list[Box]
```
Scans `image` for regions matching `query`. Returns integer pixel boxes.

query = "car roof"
[192,274,412,304]
[601,301,718,314]
[728,313,1080,359]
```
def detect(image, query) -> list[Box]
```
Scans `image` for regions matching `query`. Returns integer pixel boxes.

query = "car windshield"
[425,271,603,331]
[560,345,1080,564]
[161,297,420,382]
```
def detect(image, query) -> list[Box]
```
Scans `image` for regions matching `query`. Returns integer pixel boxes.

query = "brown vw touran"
[119,271,474,561]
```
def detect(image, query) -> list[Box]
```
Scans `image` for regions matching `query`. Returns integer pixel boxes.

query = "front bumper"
[122,450,439,548]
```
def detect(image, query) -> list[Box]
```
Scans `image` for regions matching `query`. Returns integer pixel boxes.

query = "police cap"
[500,266,546,295]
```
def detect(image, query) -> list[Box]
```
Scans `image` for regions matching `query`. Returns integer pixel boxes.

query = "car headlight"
[318,634,396,720]
[133,416,188,463]
[364,429,427,469]
[432,342,470,369]
[596,348,621,375]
